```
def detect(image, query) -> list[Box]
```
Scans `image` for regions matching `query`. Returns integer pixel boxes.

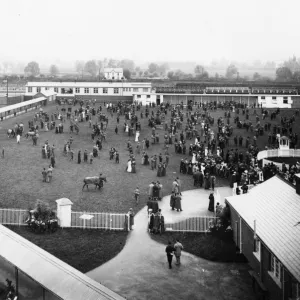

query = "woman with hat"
[128,208,135,230]
[208,193,215,212]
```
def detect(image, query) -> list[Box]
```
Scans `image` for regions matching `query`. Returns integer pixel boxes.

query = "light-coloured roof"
[26,82,151,88]
[226,175,300,283]
[35,91,57,97]
[0,97,46,115]
[0,225,125,300]
[104,68,123,72]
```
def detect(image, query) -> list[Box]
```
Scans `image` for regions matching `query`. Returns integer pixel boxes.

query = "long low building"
[25,81,300,108]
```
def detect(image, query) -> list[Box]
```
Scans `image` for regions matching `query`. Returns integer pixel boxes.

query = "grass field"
[0,103,299,214]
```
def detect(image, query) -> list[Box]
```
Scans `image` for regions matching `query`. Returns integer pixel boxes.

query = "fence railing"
[164,216,218,233]
[71,211,128,231]
[0,208,28,225]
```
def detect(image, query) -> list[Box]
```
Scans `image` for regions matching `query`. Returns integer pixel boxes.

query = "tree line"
[5,56,300,82]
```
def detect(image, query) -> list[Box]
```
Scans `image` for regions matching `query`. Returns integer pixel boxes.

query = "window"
[94,88,98,94]
[54,87,58,93]
[143,88,148,92]
[103,88,108,94]
[133,88,138,92]
[272,96,277,100]
[283,99,288,104]
[75,88,80,93]
[269,254,281,285]
[45,87,49,90]
[28,87,32,93]
[290,281,300,299]
[114,88,119,94]
[137,95,141,99]
[253,238,261,261]
[84,88,89,93]
[261,96,265,100]
[147,95,150,99]
[283,96,288,100]
[128,88,131,92]
[37,87,41,93]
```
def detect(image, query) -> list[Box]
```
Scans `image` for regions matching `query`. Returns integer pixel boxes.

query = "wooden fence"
[0,208,28,225]
[71,211,128,231]
[164,216,218,233]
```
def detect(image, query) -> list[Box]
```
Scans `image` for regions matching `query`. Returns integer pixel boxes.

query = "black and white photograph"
[0,0,299,299]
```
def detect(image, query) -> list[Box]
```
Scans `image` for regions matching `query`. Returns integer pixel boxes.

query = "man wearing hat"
[128,208,134,230]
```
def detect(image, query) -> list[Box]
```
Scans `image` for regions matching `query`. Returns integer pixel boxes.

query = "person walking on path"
[128,208,135,230]
[2,148,4,158]
[208,193,215,212]
[165,241,175,269]
[47,165,53,183]
[16,134,20,144]
[134,187,140,204]
[174,239,183,265]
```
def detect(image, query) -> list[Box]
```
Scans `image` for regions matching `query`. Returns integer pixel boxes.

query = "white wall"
[258,95,292,108]
[133,93,156,105]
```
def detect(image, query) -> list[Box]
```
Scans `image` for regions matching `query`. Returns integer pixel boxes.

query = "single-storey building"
[225,175,300,300]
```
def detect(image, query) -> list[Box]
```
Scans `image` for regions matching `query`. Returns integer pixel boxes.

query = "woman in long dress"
[125,124,129,133]
[131,160,136,173]
[208,193,214,212]
[192,152,196,164]
[127,159,132,173]
[135,131,140,142]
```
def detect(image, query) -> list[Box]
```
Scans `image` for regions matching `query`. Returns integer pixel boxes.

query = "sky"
[1,0,300,66]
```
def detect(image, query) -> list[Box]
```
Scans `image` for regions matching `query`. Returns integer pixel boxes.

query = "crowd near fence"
[164,216,219,233]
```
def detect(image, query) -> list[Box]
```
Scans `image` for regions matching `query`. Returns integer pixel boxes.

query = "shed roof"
[226,175,300,283]
[0,225,125,300]
[0,97,46,115]
[55,198,73,206]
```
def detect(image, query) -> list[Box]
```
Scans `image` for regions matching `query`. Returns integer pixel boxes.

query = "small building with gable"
[104,68,123,80]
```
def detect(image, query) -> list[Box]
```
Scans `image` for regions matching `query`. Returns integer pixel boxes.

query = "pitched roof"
[226,175,300,283]
[0,225,125,300]
[104,68,123,72]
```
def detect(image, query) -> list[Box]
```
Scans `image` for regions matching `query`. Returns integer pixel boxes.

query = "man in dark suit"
[165,241,175,269]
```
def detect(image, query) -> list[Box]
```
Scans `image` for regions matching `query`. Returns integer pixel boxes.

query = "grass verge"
[150,231,246,262]
[5,225,128,273]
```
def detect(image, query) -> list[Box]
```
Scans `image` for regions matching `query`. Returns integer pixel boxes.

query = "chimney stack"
[295,174,300,195]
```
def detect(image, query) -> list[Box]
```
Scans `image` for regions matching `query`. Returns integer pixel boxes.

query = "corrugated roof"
[226,175,300,283]
[0,225,125,300]
[0,97,46,114]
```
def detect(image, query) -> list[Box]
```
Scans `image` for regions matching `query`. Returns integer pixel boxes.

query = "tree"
[123,69,131,79]
[24,61,40,77]
[107,59,118,68]
[118,59,135,72]
[157,63,169,75]
[283,56,300,73]
[225,64,238,79]
[293,71,300,82]
[84,60,97,77]
[148,63,159,74]
[167,71,174,80]
[264,61,276,69]
[276,67,293,81]
[75,60,85,78]
[253,72,261,81]
[49,64,59,77]
[194,65,205,75]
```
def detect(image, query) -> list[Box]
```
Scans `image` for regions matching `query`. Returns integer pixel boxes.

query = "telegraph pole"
[6,76,8,104]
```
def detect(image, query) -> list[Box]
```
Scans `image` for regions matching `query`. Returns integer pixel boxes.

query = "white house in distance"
[104,68,123,80]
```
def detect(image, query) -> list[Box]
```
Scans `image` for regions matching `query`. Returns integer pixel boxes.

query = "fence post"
[55,198,73,228]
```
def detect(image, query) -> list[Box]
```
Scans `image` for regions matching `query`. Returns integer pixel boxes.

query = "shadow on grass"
[5,225,128,273]
[150,231,247,263]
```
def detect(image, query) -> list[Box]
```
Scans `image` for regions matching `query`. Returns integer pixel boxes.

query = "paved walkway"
[87,188,256,300]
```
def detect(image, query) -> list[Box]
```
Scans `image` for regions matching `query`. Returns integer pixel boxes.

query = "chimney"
[295,174,300,195]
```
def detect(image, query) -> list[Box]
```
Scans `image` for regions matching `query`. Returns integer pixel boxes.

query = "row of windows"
[28,87,149,93]
[261,96,288,100]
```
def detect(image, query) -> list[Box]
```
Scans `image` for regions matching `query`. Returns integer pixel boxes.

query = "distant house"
[104,68,123,80]
[225,175,300,300]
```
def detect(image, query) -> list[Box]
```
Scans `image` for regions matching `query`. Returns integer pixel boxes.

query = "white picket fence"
[0,208,28,225]
[165,216,218,233]
[71,211,129,231]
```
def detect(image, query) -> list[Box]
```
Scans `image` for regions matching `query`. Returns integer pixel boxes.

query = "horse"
[25,131,36,139]
[7,129,15,138]
[82,176,107,190]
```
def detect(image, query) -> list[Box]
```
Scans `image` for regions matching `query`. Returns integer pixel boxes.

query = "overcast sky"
[1,0,299,65]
